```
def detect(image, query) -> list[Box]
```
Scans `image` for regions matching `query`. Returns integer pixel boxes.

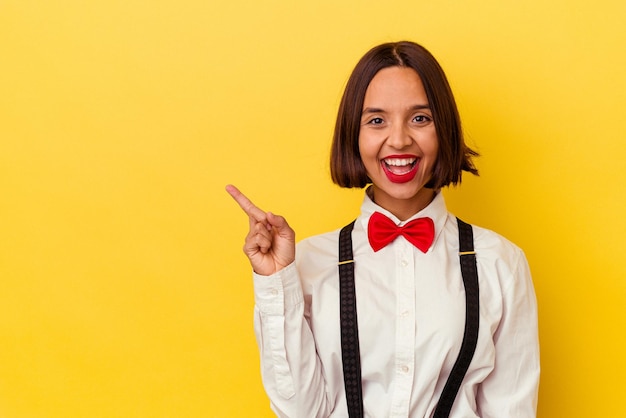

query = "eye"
[367,117,384,125]
[412,114,432,123]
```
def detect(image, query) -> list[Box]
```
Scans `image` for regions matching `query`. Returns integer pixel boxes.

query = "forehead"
[363,66,428,107]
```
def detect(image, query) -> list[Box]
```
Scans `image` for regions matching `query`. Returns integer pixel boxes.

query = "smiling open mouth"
[381,157,419,183]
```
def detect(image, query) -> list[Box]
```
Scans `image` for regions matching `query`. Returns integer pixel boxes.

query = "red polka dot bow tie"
[367,211,435,253]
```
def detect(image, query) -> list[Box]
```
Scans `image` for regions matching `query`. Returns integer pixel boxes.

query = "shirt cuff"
[253,262,303,316]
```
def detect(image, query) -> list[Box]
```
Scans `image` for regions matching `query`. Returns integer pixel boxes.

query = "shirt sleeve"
[476,250,541,417]
[252,262,332,418]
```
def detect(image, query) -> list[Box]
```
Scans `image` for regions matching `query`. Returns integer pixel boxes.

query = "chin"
[380,184,430,200]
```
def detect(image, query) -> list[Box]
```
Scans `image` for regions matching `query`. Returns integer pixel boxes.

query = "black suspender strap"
[338,217,480,418]
[338,220,363,418]
[433,218,480,417]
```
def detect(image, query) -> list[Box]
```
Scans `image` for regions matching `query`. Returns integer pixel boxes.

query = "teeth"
[384,157,416,166]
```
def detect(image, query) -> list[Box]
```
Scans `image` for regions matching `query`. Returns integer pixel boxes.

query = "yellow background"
[1,0,625,417]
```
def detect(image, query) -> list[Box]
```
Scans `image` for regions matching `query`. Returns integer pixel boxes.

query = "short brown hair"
[330,41,478,189]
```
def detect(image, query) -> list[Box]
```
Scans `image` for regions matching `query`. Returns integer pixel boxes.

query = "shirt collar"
[359,187,449,246]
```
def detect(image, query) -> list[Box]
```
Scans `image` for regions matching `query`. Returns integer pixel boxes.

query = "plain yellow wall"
[1,1,625,417]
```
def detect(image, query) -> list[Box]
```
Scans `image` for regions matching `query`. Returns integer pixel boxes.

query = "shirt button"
[401,365,409,373]
[400,311,409,318]
[271,289,279,296]
[401,259,408,267]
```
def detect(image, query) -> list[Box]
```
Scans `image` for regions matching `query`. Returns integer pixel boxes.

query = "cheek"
[428,143,439,161]
[420,135,439,174]
[358,134,376,161]
[424,132,439,161]
[357,138,380,178]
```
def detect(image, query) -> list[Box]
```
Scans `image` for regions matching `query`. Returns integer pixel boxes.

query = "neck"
[369,186,436,221]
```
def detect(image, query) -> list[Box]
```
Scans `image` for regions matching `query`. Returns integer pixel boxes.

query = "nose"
[386,122,413,150]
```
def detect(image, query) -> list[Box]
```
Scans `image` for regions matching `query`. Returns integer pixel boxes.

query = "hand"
[225,185,295,276]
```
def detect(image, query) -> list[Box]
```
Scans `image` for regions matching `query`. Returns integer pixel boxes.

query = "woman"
[226,41,539,418]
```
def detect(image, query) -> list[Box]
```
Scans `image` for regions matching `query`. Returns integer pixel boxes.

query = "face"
[358,66,439,220]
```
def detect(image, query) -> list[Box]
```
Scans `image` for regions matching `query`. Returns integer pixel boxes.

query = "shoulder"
[472,223,524,260]
[451,216,529,278]
[294,227,343,280]
[446,214,526,269]
[296,227,341,254]
[448,215,521,256]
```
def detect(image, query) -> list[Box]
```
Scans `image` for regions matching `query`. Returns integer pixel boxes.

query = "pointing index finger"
[225,184,267,222]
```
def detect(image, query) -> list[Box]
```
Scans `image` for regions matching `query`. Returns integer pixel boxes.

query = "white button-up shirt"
[253,192,539,417]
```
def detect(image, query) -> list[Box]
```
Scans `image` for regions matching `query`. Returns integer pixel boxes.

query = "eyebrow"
[361,104,431,115]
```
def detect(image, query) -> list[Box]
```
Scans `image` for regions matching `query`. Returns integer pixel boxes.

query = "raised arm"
[226,185,332,417]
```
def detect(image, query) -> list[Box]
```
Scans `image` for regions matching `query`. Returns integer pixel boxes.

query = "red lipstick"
[380,155,419,183]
